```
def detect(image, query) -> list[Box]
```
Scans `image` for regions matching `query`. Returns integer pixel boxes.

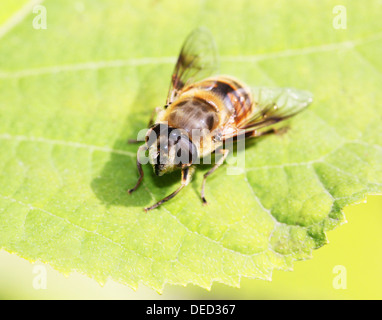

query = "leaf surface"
[0,0,381,292]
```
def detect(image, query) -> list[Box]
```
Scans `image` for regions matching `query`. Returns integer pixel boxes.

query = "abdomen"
[185,76,254,128]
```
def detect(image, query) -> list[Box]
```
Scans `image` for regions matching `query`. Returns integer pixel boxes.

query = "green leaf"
[0,0,381,292]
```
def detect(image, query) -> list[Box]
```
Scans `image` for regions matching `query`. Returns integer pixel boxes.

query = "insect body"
[129,28,313,211]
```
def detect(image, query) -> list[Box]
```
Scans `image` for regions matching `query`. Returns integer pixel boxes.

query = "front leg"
[201,149,229,205]
[144,166,195,212]
[128,144,147,194]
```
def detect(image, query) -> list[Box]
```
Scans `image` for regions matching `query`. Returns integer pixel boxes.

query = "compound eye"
[169,129,182,144]
[174,136,198,165]
[146,128,158,147]
[146,123,169,147]
[175,146,189,165]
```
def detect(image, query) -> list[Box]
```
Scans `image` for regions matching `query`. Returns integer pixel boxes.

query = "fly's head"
[146,123,198,176]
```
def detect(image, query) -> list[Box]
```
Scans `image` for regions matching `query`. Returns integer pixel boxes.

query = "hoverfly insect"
[128,27,313,211]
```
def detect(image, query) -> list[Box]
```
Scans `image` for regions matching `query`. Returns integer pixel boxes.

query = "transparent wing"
[238,86,313,131]
[166,27,219,104]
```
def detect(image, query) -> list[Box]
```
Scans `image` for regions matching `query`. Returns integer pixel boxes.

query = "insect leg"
[144,166,195,212]
[127,139,141,144]
[201,149,229,205]
[245,126,289,139]
[128,144,147,194]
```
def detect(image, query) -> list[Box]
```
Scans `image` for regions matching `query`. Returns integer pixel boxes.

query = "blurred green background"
[1,0,381,299]
[1,195,381,299]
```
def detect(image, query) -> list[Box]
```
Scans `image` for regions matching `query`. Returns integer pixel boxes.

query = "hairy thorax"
[167,98,219,135]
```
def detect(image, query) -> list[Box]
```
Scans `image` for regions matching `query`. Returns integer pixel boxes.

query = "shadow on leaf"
[91,66,181,209]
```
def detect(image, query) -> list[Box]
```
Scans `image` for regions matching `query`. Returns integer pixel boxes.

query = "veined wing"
[220,86,313,140]
[239,86,313,130]
[166,27,219,104]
